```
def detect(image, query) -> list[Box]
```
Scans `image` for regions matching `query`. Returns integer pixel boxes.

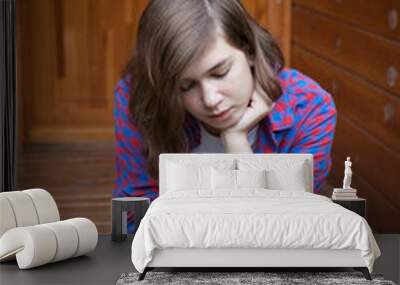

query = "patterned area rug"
[116,271,396,285]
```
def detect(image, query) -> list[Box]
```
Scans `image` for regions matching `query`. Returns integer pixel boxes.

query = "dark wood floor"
[17,142,115,234]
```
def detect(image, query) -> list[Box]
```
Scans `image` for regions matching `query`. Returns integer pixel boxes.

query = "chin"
[224,107,244,127]
[206,113,241,132]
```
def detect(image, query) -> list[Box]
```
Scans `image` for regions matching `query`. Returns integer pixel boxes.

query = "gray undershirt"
[191,124,259,153]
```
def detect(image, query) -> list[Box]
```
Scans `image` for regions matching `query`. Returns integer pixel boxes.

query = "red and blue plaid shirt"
[113,68,337,231]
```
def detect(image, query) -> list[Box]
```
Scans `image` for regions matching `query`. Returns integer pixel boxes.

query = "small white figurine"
[342,157,353,189]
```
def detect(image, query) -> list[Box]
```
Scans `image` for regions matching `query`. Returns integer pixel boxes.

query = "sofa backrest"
[159,153,313,195]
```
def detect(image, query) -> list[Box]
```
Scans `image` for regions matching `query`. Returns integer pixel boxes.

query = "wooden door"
[17,0,148,143]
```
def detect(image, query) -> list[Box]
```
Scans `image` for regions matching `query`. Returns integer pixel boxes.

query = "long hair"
[123,0,284,179]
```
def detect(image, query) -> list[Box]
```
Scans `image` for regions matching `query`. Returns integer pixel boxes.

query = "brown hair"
[124,0,284,179]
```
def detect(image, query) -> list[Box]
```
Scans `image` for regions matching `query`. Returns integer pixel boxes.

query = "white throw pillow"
[211,169,268,190]
[167,162,211,191]
[237,158,309,191]
[211,168,236,190]
[266,167,307,191]
[236,169,267,189]
[166,159,236,192]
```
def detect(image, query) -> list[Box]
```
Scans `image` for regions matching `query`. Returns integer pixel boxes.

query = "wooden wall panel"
[57,194,111,234]
[242,0,292,65]
[18,0,148,143]
[331,154,400,233]
[292,1,400,233]
[334,116,400,214]
[17,142,115,234]
[292,46,400,153]
[294,0,400,41]
[293,6,400,98]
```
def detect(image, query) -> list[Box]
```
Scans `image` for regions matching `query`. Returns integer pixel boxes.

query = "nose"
[201,81,223,109]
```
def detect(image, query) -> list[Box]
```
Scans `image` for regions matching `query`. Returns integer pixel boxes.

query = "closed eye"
[180,67,230,93]
[213,68,230,79]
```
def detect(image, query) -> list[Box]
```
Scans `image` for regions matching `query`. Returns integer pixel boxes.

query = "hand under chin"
[222,98,270,136]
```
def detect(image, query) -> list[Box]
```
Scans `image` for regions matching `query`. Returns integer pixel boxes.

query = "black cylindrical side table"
[111,197,150,242]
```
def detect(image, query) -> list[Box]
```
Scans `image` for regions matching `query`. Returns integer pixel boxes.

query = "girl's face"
[179,29,254,135]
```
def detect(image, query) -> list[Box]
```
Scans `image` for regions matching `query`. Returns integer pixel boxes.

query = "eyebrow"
[181,56,232,83]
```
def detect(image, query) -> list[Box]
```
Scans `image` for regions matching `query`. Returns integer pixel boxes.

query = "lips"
[207,107,233,123]
[209,108,231,118]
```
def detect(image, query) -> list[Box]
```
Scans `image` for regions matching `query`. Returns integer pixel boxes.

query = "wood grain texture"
[243,0,292,65]
[18,0,148,143]
[292,45,400,153]
[291,2,400,233]
[330,153,400,233]
[333,115,400,216]
[17,0,290,142]
[294,0,400,41]
[17,142,115,234]
[292,5,400,98]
